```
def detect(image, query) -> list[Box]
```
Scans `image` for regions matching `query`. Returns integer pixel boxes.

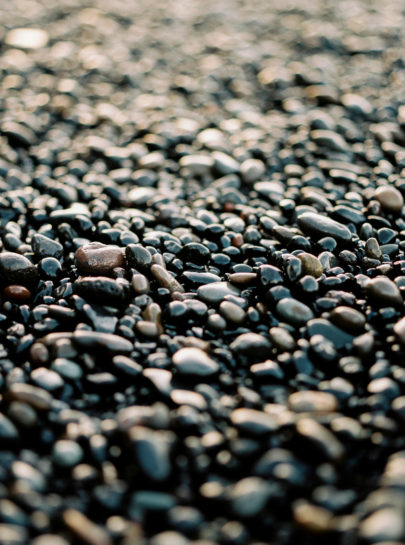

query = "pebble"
[307,319,354,349]
[172,347,219,377]
[0,252,39,285]
[288,391,338,413]
[365,276,403,307]
[72,331,133,354]
[297,212,352,243]
[329,306,366,333]
[31,234,63,259]
[3,284,31,302]
[230,408,277,435]
[298,252,323,277]
[74,243,125,276]
[374,185,404,213]
[63,509,111,545]
[73,276,128,304]
[276,298,314,326]
[197,281,240,304]
[151,264,184,294]
[5,27,49,49]
[52,440,83,467]
[230,333,272,360]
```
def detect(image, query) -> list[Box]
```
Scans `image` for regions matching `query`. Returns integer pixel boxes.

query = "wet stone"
[197,281,240,304]
[297,212,352,243]
[230,333,272,360]
[31,234,63,259]
[298,252,323,277]
[365,276,403,307]
[0,252,39,286]
[3,285,31,302]
[230,408,277,435]
[73,276,128,304]
[172,347,219,377]
[330,306,366,333]
[276,298,314,326]
[74,242,125,276]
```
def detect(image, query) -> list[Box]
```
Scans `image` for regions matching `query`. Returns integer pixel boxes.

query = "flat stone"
[288,391,338,413]
[73,331,133,353]
[230,333,272,360]
[298,253,323,277]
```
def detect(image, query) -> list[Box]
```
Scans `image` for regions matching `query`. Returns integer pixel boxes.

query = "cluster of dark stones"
[1,0,405,544]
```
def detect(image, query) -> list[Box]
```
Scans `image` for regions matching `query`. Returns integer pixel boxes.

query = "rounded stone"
[298,253,323,277]
[297,212,352,243]
[0,252,39,286]
[52,440,83,467]
[3,285,31,302]
[374,185,404,212]
[172,347,219,377]
[365,276,403,307]
[74,242,125,276]
[329,306,366,333]
[276,298,314,326]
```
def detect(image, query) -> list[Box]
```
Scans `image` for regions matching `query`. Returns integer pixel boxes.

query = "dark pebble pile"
[2,0,405,544]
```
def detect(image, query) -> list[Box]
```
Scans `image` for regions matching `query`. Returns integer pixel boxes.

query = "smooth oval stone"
[230,408,277,435]
[0,252,39,285]
[365,276,403,307]
[73,276,127,304]
[365,237,382,260]
[298,253,323,277]
[330,306,366,333]
[374,185,404,212]
[3,285,31,302]
[307,318,354,349]
[219,301,246,324]
[73,331,133,354]
[7,383,52,410]
[7,402,37,428]
[132,273,150,294]
[240,158,266,184]
[74,242,124,276]
[52,440,83,467]
[297,212,352,243]
[229,477,271,518]
[288,391,338,413]
[172,347,219,376]
[31,367,64,391]
[230,333,272,360]
[197,282,240,304]
[31,234,63,259]
[276,298,314,326]
[310,129,348,152]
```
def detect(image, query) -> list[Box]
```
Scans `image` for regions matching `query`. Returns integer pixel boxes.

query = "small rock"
[375,185,404,213]
[172,347,219,377]
[74,243,124,276]
[6,28,49,49]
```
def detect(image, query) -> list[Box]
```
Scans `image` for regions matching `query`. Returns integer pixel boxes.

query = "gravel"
[1,0,405,543]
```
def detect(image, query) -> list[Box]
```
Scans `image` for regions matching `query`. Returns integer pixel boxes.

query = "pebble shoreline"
[1,0,405,544]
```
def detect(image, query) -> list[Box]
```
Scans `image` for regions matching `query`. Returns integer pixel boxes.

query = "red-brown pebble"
[3,284,32,302]
[74,242,125,276]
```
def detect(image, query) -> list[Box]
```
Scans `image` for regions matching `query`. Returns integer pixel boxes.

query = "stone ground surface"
[1,0,405,544]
